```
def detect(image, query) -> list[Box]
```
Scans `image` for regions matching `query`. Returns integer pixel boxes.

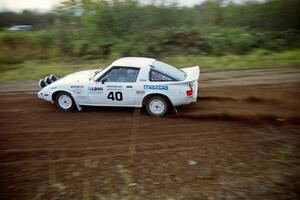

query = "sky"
[0,0,208,11]
[0,0,63,11]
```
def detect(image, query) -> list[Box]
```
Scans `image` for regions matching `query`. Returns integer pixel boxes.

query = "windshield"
[150,61,186,81]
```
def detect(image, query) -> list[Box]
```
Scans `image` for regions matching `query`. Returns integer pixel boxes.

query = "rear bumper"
[172,94,197,106]
[186,95,197,104]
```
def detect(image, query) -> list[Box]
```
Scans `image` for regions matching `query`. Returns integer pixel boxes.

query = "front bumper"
[37,91,43,99]
[37,91,52,102]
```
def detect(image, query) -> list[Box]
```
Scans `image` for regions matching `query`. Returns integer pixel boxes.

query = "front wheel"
[55,92,75,111]
[145,96,168,117]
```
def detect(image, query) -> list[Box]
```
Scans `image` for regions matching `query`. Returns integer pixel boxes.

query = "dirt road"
[0,67,300,200]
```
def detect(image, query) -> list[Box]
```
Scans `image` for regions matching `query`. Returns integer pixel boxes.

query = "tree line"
[0,0,299,30]
[0,0,299,61]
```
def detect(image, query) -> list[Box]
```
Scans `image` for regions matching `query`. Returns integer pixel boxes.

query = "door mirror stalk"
[101,79,107,84]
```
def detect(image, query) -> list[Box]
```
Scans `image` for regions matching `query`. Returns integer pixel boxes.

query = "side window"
[150,70,175,81]
[102,67,139,83]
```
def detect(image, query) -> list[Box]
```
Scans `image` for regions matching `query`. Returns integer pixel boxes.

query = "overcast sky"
[0,0,216,11]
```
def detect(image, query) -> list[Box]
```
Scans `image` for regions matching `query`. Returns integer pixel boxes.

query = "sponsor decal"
[71,86,84,94]
[72,88,84,94]
[70,85,84,88]
[136,90,145,94]
[107,85,122,88]
[144,85,168,90]
[88,87,103,92]
[107,85,122,91]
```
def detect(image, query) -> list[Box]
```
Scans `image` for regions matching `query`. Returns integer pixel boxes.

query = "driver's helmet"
[126,68,137,82]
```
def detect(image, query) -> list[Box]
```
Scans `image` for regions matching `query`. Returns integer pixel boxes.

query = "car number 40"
[107,92,123,101]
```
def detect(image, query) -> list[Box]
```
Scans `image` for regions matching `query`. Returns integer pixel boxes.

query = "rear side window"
[150,70,175,81]
[150,61,186,81]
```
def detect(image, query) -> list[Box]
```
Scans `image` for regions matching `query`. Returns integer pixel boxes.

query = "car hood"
[51,69,100,86]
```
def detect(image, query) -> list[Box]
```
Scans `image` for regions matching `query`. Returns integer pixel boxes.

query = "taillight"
[186,83,193,96]
[187,90,193,96]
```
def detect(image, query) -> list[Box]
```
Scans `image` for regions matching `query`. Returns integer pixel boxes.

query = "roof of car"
[111,57,156,68]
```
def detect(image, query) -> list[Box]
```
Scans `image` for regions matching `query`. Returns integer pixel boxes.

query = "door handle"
[126,86,133,88]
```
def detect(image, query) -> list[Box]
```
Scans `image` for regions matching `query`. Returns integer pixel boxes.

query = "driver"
[126,69,137,82]
[116,68,137,82]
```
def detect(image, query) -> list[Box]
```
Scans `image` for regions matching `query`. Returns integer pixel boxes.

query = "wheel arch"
[52,90,72,102]
[142,93,173,108]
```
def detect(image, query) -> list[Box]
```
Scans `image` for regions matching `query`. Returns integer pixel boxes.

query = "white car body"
[37,57,200,113]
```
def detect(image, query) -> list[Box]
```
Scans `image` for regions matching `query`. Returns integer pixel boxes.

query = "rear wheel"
[55,92,75,111]
[146,95,168,117]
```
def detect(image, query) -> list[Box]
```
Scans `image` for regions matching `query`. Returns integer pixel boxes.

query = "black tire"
[145,95,169,117]
[55,92,76,111]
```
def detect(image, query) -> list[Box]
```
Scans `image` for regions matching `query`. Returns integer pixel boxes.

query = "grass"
[277,147,299,166]
[0,59,110,83]
[0,49,300,82]
[164,49,300,69]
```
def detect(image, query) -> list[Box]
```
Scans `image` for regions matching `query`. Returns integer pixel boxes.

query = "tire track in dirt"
[198,95,278,103]
[0,68,300,200]
[0,146,200,166]
[0,132,241,164]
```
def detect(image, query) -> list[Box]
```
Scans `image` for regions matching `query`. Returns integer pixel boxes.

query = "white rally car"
[37,57,200,116]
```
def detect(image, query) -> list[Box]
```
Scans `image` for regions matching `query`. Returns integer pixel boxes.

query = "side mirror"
[101,79,107,84]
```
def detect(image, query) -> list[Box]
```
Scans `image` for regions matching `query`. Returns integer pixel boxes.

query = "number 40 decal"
[107,92,123,101]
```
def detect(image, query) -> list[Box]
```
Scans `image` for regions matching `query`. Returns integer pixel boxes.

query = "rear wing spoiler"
[181,66,200,82]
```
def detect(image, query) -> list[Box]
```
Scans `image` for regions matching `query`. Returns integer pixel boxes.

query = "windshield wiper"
[89,70,101,81]
[94,70,101,77]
